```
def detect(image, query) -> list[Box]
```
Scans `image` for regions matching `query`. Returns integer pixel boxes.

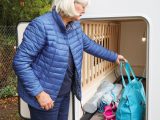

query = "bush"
[0,0,52,26]
[0,84,17,98]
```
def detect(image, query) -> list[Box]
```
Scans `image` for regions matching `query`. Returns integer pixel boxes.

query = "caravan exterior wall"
[81,0,160,119]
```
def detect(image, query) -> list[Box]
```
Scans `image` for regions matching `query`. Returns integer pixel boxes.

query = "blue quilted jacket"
[13,9,118,109]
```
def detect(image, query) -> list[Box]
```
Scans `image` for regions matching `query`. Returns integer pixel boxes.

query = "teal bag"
[116,62,146,120]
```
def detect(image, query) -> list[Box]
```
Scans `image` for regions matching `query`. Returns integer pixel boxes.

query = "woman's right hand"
[116,54,127,65]
[36,91,54,110]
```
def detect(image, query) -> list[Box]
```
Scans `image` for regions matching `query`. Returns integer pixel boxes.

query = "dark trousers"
[28,92,70,120]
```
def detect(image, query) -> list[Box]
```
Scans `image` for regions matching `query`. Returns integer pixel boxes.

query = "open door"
[17,22,74,120]
[17,22,30,119]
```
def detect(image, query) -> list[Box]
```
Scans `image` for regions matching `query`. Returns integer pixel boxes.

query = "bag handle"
[125,62,137,81]
[120,61,138,87]
[120,61,131,87]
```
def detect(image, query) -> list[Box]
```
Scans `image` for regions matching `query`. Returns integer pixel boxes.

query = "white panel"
[17,22,28,46]
[19,99,30,119]
[17,22,30,119]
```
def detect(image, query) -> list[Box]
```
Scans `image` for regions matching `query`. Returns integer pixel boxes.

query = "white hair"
[52,0,89,17]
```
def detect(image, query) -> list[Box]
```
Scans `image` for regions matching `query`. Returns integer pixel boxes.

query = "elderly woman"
[13,0,126,119]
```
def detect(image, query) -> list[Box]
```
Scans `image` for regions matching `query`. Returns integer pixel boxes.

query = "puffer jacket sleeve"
[13,19,46,96]
[82,32,118,62]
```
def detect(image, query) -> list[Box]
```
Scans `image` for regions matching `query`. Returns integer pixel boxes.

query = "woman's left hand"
[116,54,127,64]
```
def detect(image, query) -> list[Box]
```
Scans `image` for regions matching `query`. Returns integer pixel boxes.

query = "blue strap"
[111,84,116,102]
[125,62,137,81]
[124,63,132,83]
[120,62,127,87]
[120,61,132,87]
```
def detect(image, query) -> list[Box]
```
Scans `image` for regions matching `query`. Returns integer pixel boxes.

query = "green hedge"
[0,84,17,98]
[0,0,52,26]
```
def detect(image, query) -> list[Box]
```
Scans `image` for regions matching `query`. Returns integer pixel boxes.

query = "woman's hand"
[36,91,54,110]
[116,54,127,64]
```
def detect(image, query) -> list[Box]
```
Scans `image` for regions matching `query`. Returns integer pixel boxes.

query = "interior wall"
[120,21,147,76]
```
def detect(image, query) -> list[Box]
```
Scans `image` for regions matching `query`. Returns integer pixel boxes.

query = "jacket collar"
[52,8,75,33]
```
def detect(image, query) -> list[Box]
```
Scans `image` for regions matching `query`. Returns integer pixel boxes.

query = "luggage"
[116,62,146,120]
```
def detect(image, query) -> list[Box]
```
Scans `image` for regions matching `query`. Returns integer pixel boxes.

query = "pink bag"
[103,102,117,120]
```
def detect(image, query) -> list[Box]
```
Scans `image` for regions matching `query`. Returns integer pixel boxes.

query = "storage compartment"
[80,18,147,120]
[17,18,148,120]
